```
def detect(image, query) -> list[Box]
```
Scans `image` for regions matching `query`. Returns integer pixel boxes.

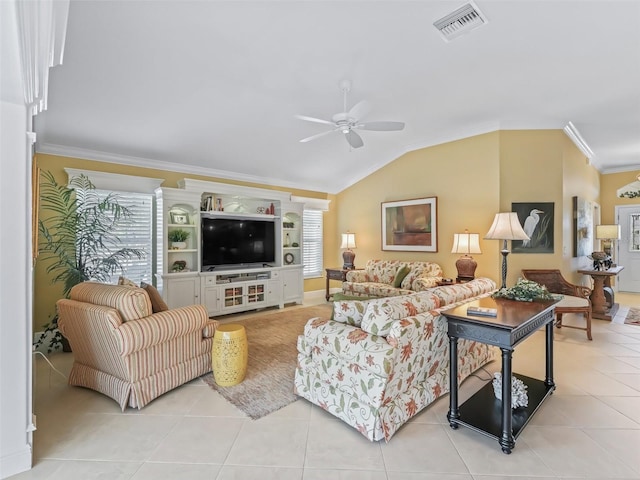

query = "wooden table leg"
[447,336,460,428]
[325,275,331,301]
[589,275,607,317]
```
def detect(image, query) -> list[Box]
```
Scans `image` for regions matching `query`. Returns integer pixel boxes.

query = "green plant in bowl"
[168,229,190,242]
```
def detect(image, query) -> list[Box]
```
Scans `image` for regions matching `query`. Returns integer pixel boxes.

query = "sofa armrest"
[116,304,210,355]
[412,276,442,291]
[345,269,369,282]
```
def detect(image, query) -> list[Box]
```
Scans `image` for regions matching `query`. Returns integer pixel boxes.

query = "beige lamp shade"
[340,232,357,249]
[451,231,482,254]
[595,224,620,240]
[484,212,530,241]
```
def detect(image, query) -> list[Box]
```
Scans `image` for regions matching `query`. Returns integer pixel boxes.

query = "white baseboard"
[0,444,32,479]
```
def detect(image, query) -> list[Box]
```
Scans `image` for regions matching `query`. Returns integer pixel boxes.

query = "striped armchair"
[57,282,218,410]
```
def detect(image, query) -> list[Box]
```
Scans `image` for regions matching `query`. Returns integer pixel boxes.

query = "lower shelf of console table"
[453,374,555,443]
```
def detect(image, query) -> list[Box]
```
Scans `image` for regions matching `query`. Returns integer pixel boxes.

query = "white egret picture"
[511,202,554,254]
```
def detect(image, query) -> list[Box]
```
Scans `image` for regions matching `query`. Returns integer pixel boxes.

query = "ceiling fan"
[296,80,405,149]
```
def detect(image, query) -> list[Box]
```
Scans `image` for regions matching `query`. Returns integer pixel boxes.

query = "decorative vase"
[172,241,187,249]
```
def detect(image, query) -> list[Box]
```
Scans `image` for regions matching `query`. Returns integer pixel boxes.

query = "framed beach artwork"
[382,197,437,252]
[511,202,554,253]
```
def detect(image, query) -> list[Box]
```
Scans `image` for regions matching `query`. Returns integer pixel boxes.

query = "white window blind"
[303,209,323,278]
[93,189,153,285]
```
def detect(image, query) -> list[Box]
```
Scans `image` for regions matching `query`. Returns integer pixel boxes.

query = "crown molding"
[36,143,329,193]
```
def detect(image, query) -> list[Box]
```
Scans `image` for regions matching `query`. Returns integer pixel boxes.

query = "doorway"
[615,205,640,293]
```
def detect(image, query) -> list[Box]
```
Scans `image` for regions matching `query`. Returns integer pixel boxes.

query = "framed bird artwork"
[511,202,555,253]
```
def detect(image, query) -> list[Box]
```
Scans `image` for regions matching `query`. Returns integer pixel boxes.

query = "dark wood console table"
[578,266,624,321]
[443,297,557,454]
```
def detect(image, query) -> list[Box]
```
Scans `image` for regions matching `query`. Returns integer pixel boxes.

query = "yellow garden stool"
[212,324,248,386]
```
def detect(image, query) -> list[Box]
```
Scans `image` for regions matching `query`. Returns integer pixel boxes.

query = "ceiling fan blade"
[347,100,371,121]
[357,121,405,131]
[295,114,334,126]
[345,130,364,149]
[299,129,336,143]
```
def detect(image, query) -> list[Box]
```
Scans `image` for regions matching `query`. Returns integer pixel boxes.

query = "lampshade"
[340,232,356,249]
[484,212,530,241]
[451,232,482,255]
[484,212,529,290]
[595,224,621,240]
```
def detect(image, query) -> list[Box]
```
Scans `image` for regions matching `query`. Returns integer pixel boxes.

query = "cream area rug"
[201,303,332,419]
[624,307,640,326]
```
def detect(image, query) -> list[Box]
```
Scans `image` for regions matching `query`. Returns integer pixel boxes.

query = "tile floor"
[12,293,640,480]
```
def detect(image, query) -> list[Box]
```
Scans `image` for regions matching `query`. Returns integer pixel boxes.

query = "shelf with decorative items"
[200,191,278,219]
[281,202,302,266]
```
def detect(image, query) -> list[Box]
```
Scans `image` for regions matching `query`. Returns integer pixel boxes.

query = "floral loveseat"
[341,259,444,298]
[294,278,497,441]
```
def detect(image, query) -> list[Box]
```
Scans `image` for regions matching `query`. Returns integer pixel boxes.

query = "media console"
[155,179,305,316]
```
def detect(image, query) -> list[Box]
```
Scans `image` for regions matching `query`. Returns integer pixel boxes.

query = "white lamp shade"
[340,232,356,249]
[595,224,620,240]
[484,212,530,241]
[451,232,481,254]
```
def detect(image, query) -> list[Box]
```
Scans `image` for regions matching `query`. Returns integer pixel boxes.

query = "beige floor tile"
[521,425,638,478]
[609,372,640,391]
[148,416,245,464]
[35,413,180,461]
[305,416,385,471]
[596,395,640,425]
[130,462,221,479]
[442,426,555,477]
[582,428,640,476]
[529,394,639,428]
[386,473,473,480]
[8,459,141,480]
[217,465,303,480]
[381,423,469,474]
[225,417,309,467]
[303,469,389,480]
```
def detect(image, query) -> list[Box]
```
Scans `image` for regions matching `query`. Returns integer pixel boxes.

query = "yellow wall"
[600,170,640,223]
[34,153,331,329]
[335,130,601,288]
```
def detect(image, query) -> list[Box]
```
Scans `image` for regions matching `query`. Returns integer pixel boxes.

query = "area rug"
[201,303,332,419]
[624,307,640,326]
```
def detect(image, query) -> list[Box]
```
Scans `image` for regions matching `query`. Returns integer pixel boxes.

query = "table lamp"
[340,232,356,270]
[451,230,481,282]
[595,224,621,263]
[484,212,529,289]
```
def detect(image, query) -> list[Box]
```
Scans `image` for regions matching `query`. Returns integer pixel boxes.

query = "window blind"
[94,189,153,285]
[303,209,323,278]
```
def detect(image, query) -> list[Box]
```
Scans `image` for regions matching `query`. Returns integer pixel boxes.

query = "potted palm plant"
[34,171,145,352]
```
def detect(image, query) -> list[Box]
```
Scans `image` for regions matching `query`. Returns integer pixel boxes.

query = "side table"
[578,266,624,320]
[325,268,351,301]
[443,297,557,454]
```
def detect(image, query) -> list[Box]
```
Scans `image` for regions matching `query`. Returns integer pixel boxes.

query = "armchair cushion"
[70,282,152,322]
[141,282,169,313]
[392,264,411,288]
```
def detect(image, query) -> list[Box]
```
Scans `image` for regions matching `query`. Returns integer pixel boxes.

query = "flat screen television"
[201,216,276,270]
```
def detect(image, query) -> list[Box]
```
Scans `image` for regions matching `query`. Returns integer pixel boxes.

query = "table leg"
[545,321,556,389]
[500,348,515,454]
[589,275,607,316]
[447,336,459,428]
[325,275,331,301]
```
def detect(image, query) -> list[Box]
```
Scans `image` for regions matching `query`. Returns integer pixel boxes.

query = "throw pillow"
[117,276,137,287]
[392,265,411,288]
[141,282,169,313]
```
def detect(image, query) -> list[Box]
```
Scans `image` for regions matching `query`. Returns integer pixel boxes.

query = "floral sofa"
[341,259,444,298]
[294,277,497,441]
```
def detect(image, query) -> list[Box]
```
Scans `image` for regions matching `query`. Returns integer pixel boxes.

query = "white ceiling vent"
[433,2,488,42]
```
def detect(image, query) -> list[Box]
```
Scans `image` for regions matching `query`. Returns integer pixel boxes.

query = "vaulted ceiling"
[35,1,640,194]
